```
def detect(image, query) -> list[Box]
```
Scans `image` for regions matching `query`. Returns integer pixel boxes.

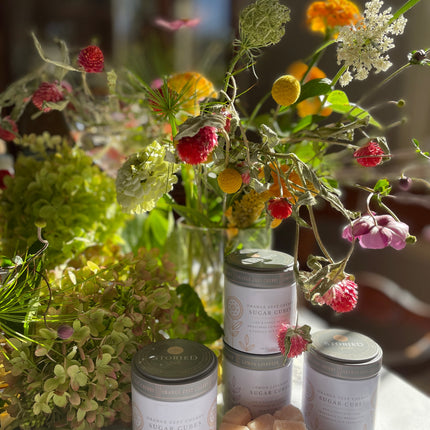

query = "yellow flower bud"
[217,168,243,194]
[271,75,301,107]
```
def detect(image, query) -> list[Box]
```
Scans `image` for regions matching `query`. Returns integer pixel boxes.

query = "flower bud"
[398,176,412,191]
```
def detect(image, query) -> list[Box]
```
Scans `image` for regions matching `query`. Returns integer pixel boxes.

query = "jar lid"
[223,341,290,370]
[306,329,383,380]
[132,338,218,401]
[225,249,295,287]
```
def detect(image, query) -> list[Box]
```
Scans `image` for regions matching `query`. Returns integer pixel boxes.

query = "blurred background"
[0,0,429,394]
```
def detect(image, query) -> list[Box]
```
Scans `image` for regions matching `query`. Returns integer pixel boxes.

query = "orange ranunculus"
[287,61,332,117]
[306,0,362,36]
[288,61,326,83]
[267,164,318,203]
[167,71,217,116]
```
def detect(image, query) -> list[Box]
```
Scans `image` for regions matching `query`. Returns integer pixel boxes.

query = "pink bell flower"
[342,214,410,250]
[154,18,200,31]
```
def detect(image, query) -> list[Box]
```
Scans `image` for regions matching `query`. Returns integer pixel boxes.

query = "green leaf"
[95,383,107,401]
[75,371,88,387]
[327,90,381,128]
[326,90,348,105]
[35,346,49,357]
[82,398,98,412]
[69,391,81,406]
[373,179,392,196]
[38,328,57,340]
[87,261,100,273]
[67,365,88,391]
[54,364,67,382]
[67,364,80,379]
[120,201,174,253]
[296,78,332,103]
[96,353,112,367]
[168,201,219,228]
[170,284,223,343]
[77,407,86,422]
[292,115,313,133]
[72,324,91,344]
[259,124,280,148]
[53,393,68,408]
[44,377,60,392]
[31,32,79,73]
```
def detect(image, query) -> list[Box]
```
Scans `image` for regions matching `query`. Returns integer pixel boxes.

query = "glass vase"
[174,218,272,321]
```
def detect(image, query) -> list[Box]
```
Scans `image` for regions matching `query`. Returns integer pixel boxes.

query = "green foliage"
[373,179,392,196]
[0,133,127,268]
[326,90,381,128]
[170,284,224,343]
[120,199,175,255]
[0,234,48,342]
[2,246,221,429]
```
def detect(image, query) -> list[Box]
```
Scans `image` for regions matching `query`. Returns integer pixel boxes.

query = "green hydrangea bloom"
[0,133,126,268]
[116,141,178,213]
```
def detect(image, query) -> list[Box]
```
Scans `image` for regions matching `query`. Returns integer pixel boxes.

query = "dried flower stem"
[307,205,334,263]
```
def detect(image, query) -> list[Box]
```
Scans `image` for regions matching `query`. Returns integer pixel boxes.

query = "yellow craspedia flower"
[225,189,271,229]
[306,0,362,36]
[271,75,301,107]
[167,71,217,116]
[217,168,243,194]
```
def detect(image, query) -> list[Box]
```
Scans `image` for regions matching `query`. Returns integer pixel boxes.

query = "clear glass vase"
[174,219,272,321]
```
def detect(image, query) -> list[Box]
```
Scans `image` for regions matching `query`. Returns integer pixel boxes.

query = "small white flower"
[336,0,407,86]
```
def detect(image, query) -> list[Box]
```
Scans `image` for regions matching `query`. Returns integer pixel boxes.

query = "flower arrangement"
[0,0,429,428]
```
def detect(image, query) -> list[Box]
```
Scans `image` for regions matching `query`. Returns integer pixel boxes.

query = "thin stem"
[223,47,247,95]
[307,205,333,263]
[301,36,334,83]
[357,63,411,106]
[248,91,271,125]
[330,64,348,89]
[320,64,347,107]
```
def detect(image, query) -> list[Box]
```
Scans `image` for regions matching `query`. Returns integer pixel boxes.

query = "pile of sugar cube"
[220,404,307,430]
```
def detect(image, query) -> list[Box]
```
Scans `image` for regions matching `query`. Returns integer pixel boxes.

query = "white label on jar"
[224,280,296,354]
[132,384,217,430]
[223,359,292,418]
[302,365,379,430]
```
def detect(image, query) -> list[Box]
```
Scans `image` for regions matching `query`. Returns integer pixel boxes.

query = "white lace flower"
[116,141,178,213]
[336,0,407,86]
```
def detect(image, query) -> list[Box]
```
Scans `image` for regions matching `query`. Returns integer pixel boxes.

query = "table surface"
[107,309,430,429]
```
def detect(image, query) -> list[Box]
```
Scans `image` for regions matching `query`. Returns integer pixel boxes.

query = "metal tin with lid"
[131,338,218,430]
[224,249,297,354]
[223,342,293,418]
[302,329,383,430]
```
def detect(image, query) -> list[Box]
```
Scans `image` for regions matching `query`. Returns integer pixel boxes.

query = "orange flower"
[288,61,326,82]
[287,61,332,117]
[167,71,217,116]
[306,0,362,36]
[267,164,318,203]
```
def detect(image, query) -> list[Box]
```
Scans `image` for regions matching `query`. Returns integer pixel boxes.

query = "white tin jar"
[223,342,293,418]
[224,249,296,354]
[302,329,383,430]
[131,338,218,430]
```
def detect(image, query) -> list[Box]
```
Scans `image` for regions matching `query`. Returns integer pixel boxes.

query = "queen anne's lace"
[336,0,407,86]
